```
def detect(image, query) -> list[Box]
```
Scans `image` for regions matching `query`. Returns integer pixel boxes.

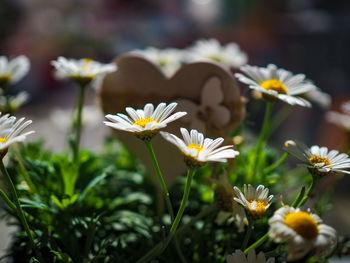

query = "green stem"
[0,188,16,210]
[297,176,318,208]
[244,233,269,255]
[15,149,37,194]
[291,186,306,208]
[144,140,174,219]
[241,219,254,250]
[0,160,44,262]
[247,102,274,182]
[73,84,87,162]
[137,169,196,263]
[267,104,292,138]
[169,169,195,235]
[144,140,186,263]
[263,152,288,175]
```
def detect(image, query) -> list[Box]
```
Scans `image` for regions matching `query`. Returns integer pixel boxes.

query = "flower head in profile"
[326,101,350,130]
[104,102,187,141]
[303,88,331,109]
[132,47,185,77]
[160,128,239,168]
[0,91,29,113]
[0,55,30,86]
[51,57,117,85]
[284,141,350,176]
[233,184,273,219]
[235,64,316,107]
[269,206,337,261]
[226,249,275,263]
[186,38,248,68]
[0,113,34,158]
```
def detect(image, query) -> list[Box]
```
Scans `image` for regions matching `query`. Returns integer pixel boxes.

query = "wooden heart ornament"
[99,53,245,185]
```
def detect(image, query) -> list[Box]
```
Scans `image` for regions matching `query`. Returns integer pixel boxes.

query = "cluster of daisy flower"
[132,38,248,77]
[0,56,31,114]
[0,48,349,263]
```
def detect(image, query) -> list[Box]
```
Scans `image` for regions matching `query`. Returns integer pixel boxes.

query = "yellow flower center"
[83,58,93,63]
[187,143,204,153]
[133,117,157,128]
[0,75,11,85]
[284,211,319,240]
[248,200,267,217]
[0,137,7,143]
[82,58,93,72]
[309,155,331,166]
[260,79,287,94]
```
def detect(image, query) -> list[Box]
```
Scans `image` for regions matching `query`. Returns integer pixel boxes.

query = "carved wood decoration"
[99,53,245,185]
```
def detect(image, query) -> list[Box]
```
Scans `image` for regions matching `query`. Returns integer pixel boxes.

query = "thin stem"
[169,169,195,235]
[15,149,37,194]
[0,188,16,210]
[263,152,289,175]
[267,104,292,138]
[144,140,174,219]
[0,160,44,262]
[291,186,306,208]
[241,219,254,250]
[247,102,274,182]
[297,176,318,208]
[244,233,269,255]
[73,84,87,162]
[137,169,196,263]
[144,140,186,263]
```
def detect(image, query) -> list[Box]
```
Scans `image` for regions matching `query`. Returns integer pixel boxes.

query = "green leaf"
[78,172,108,201]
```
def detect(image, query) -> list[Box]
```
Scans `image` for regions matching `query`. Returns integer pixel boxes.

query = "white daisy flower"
[326,101,350,130]
[160,128,239,167]
[269,206,337,261]
[104,102,187,141]
[0,55,30,86]
[284,141,350,176]
[0,91,29,112]
[51,57,117,85]
[233,184,273,219]
[235,64,317,107]
[342,101,350,114]
[303,88,331,109]
[0,113,34,157]
[186,38,248,68]
[132,47,185,77]
[226,249,275,263]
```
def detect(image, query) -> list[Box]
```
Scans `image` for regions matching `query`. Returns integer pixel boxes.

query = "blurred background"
[0,0,350,258]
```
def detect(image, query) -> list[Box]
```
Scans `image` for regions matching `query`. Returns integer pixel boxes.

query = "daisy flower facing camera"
[233,184,273,219]
[269,206,337,261]
[226,249,275,263]
[160,128,239,168]
[0,55,30,86]
[284,141,350,176]
[186,38,248,68]
[235,64,316,107]
[51,57,117,85]
[0,113,34,158]
[104,102,187,141]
